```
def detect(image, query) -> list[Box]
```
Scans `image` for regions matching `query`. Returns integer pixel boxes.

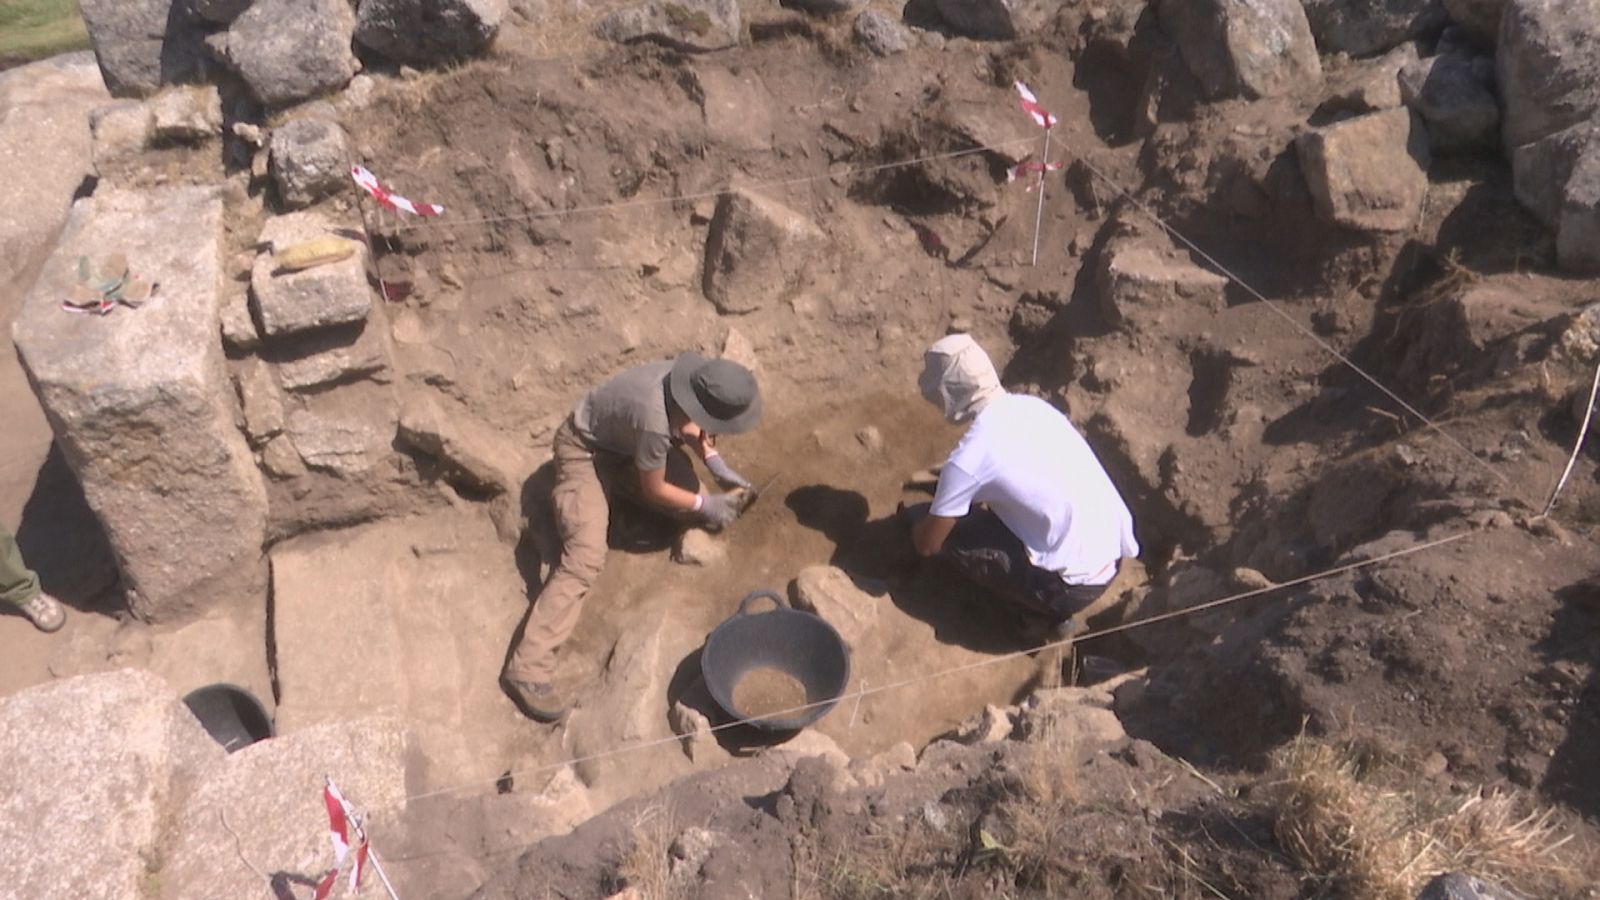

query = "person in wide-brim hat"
[503,351,764,722]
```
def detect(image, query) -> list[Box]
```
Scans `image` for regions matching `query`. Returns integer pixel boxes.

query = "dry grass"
[988,719,1085,891]
[1263,736,1583,899]
[617,804,678,900]
[0,0,89,63]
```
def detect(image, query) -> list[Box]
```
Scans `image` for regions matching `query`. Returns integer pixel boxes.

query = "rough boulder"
[1158,0,1322,100]
[269,117,350,210]
[933,0,1056,39]
[1443,0,1511,43]
[1497,0,1600,150]
[854,9,912,55]
[210,0,359,106]
[355,0,507,66]
[594,0,742,52]
[702,188,827,314]
[1300,0,1448,56]
[1399,49,1501,153]
[77,0,207,97]
[1497,0,1600,273]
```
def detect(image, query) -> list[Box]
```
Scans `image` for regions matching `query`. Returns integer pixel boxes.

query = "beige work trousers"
[506,419,619,684]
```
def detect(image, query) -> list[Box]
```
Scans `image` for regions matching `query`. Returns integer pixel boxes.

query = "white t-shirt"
[930,393,1139,585]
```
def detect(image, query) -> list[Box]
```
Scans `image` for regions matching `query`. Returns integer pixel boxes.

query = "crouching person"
[503,352,763,722]
[908,334,1138,640]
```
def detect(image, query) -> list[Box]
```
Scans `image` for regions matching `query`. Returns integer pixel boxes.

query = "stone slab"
[12,185,269,623]
[284,404,393,476]
[269,513,534,790]
[269,319,392,391]
[0,53,110,287]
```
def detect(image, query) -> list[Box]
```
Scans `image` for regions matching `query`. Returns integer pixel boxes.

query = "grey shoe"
[502,676,567,722]
[17,592,65,633]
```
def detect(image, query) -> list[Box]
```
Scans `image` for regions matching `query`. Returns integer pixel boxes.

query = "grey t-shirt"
[571,359,676,470]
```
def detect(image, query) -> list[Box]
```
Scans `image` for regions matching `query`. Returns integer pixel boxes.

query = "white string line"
[388,138,1039,233]
[1540,355,1600,517]
[395,528,1474,809]
[1069,154,1516,494]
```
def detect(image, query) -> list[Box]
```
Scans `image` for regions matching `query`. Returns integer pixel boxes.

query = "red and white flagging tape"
[351,165,444,217]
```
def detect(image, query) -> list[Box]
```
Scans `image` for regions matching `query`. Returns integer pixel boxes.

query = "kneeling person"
[910,334,1137,635]
[504,352,762,721]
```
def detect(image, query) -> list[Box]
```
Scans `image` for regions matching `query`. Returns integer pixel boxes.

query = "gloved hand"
[704,453,752,491]
[698,492,741,532]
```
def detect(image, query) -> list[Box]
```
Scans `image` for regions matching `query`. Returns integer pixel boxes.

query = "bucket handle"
[736,590,788,616]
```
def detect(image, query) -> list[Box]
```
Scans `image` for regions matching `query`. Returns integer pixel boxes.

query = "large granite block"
[12,185,269,623]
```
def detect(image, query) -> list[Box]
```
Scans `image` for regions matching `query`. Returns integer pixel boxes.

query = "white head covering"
[918,334,1004,423]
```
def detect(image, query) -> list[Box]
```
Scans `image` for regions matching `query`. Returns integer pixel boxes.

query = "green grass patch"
[0,0,91,66]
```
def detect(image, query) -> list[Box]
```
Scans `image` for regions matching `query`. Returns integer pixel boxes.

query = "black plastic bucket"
[182,683,274,753]
[701,590,851,732]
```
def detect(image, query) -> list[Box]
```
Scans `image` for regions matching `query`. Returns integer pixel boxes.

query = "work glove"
[704,453,752,491]
[698,492,741,532]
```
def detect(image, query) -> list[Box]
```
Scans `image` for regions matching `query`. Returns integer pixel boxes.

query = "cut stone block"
[251,211,372,337]
[148,85,222,144]
[219,286,261,350]
[269,515,530,790]
[162,717,408,900]
[89,100,151,170]
[1296,107,1431,233]
[12,185,269,623]
[0,670,223,900]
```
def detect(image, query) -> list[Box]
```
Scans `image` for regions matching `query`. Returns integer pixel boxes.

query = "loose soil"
[730,666,810,720]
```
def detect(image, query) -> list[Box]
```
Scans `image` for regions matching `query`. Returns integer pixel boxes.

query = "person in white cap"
[503,352,763,721]
[908,334,1138,636]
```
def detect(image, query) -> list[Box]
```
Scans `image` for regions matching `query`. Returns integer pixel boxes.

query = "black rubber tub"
[182,683,274,753]
[701,590,851,732]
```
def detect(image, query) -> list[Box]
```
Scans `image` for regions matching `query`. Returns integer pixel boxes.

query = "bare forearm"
[640,478,702,513]
[912,515,957,557]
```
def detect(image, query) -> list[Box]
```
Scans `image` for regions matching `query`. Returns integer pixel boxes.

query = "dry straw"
[1263,737,1581,899]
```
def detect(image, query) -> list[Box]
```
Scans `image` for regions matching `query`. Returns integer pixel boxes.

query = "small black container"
[701,590,851,732]
[183,683,274,753]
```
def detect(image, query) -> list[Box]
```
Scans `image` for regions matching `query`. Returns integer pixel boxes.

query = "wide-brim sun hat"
[668,352,763,434]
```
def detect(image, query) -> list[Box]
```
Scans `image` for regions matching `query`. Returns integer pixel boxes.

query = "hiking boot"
[17,592,65,633]
[502,676,568,722]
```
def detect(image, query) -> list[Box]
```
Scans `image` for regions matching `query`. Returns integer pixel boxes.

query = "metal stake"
[347,159,391,301]
[1030,128,1053,267]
